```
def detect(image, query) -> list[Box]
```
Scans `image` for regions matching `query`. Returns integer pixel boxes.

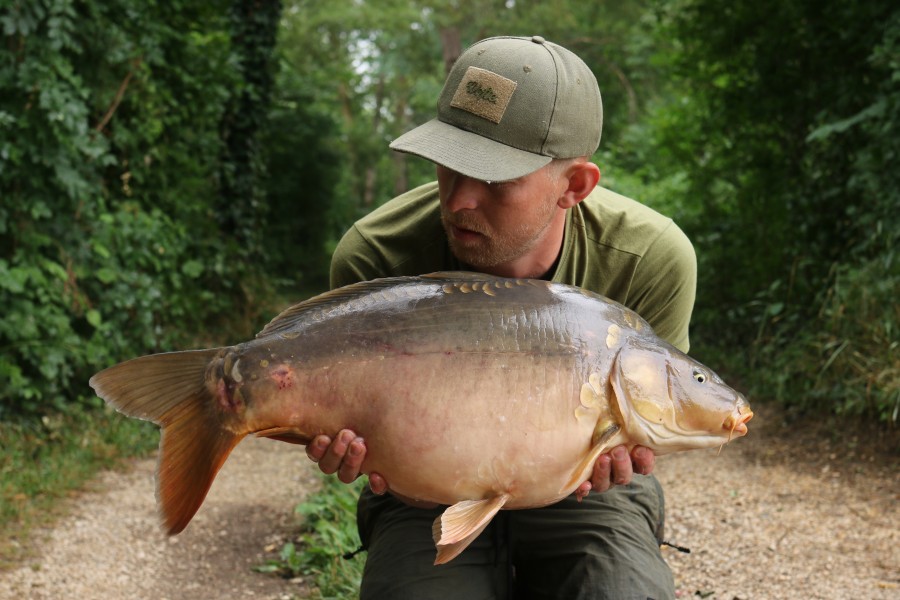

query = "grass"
[0,406,157,569]
[255,475,366,599]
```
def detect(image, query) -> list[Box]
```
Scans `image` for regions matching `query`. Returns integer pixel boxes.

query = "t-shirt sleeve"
[329,225,389,289]
[628,221,697,353]
[329,182,449,290]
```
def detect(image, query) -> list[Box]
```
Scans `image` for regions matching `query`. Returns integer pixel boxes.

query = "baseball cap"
[390,35,603,182]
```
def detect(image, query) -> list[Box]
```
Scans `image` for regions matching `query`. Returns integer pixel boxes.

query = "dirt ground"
[0,403,897,600]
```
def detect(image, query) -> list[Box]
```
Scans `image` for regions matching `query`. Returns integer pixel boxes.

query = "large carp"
[90,272,752,564]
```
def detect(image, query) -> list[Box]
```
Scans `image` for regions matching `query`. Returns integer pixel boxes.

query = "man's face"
[436,164,566,271]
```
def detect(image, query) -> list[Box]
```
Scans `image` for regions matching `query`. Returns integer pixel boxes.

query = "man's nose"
[442,172,485,213]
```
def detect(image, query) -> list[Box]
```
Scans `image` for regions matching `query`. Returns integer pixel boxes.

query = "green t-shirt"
[330,181,697,352]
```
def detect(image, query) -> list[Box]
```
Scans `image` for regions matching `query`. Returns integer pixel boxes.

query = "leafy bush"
[639,0,900,424]
[256,476,365,600]
[737,258,898,421]
[0,0,281,419]
[741,9,900,422]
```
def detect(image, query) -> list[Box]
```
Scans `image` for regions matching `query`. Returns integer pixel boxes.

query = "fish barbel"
[89,272,752,564]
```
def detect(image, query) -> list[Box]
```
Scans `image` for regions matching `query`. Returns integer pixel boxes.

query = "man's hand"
[306,429,388,494]
[574,445,655,501]
[307,433,653,502]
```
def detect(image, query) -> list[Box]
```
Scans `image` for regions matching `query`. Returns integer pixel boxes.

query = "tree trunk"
[392,82,409,195]
[363,73,387,207]
[439,26,462,75]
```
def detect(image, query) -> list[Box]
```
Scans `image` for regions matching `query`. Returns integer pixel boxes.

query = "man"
[306,35,696,599]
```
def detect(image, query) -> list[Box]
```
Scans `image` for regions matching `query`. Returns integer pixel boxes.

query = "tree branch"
[94,58,142,133]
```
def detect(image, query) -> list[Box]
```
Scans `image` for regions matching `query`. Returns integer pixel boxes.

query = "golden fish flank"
[89,271,752,566]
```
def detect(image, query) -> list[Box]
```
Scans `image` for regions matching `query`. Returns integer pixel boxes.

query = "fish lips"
[724,401,753,438]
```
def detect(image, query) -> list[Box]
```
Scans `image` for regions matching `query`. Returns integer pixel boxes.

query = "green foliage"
[0,0,282,419]
[256,476,365,599]
[637,0,900,423]
[741,7,900,421]
[277,0,441,214]
[218,0,283,253]
[0,202,195,415]
[259,63,345,286]
[745,259,900,422]
[275,0,663,229]
[0,0,297,560]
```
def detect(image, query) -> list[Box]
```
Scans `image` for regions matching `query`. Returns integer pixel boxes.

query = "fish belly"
[315,350,600,508]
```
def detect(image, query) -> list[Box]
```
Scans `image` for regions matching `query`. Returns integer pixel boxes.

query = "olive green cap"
[390,35,603,182]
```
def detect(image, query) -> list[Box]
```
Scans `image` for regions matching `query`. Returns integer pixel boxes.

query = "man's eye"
[488,179,516,188]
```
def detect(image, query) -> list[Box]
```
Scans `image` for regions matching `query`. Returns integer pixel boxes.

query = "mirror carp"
[89,272,752,564]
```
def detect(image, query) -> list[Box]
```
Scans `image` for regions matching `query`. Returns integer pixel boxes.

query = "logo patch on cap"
[450,66,517,124]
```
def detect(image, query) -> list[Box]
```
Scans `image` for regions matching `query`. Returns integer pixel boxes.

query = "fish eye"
[692,369,707,384]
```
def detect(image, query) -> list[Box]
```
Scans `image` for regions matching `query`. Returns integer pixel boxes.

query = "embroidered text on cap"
[450,66,518,124]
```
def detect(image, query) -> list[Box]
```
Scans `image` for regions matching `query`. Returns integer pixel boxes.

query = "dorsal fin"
[257,276,419,338]
[257,272,520,339]
[258,272,518,339]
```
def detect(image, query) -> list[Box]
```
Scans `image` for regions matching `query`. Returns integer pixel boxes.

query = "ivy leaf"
[181,260,204,278]
[95,268,118,284]
[86,309,102,328]
[806,100,887,142]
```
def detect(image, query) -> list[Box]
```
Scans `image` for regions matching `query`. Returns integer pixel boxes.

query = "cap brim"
[389,119,551,182]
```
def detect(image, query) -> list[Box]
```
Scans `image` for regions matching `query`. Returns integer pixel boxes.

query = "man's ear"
[557,160,601,209]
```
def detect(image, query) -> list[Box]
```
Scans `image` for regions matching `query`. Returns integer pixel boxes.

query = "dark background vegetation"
[1,0,897,553]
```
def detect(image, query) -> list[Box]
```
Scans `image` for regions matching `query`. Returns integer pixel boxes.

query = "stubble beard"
[441,202,558,269]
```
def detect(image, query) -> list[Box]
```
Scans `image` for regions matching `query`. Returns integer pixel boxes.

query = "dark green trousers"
[356,475,674,600]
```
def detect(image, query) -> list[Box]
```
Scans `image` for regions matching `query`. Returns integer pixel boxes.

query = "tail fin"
[89,349,245,534]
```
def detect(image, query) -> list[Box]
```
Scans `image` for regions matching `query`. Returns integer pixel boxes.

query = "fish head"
[610,338,752,453]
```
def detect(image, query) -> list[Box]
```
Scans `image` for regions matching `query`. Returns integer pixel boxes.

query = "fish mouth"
[723,404,753,439]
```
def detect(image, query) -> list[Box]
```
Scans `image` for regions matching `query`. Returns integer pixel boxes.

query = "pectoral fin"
[255,426,312,445]
[431,494,510,565]
[559,422,622,494]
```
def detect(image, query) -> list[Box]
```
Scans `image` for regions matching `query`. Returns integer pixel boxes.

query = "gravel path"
[1,404,897,599]
[0,437,318,600]
[658,405,899,599]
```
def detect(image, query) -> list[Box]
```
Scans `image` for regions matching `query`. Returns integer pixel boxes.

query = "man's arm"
[329,225,388,289]
[629,221,697,353]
